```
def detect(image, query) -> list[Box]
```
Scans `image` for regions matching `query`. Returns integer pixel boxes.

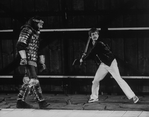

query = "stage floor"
[0,93,149,117]
[1,109,149,117]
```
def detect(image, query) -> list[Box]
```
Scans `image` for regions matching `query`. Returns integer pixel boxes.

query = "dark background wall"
[0,0,149,94]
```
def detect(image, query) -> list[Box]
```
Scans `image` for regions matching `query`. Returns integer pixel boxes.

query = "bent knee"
[29,79,39,86]
[92,79,100,84]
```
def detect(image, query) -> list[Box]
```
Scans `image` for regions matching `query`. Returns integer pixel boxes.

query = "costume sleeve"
[16,27,32,51]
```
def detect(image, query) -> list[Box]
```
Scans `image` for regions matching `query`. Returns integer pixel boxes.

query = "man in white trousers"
[80,28,139,103]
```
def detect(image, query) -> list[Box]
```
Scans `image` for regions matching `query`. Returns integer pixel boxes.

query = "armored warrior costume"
[16,17,49,109]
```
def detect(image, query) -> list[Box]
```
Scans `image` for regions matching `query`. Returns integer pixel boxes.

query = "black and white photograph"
[0,0,149,117]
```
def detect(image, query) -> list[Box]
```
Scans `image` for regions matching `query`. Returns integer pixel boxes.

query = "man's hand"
[79,53,86,65]
[40,63,46,72]
[42,63,46,70]
[20,58,27,65]
[79,58,83,65]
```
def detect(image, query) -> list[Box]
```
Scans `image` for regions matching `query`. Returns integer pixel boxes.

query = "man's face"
[90,31,99,41]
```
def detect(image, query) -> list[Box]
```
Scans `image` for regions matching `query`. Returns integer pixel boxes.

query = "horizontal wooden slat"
[0,75,13,78]
[0,75,149,79]
[111,76,149,79]
[0,27,149,33]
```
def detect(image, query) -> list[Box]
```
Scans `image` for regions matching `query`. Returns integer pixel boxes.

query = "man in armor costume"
[16,17,50,109]
[79,28,139,104]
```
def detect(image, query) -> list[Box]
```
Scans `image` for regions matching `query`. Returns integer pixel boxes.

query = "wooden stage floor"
[0,109,149,117]
[0,93,149,117]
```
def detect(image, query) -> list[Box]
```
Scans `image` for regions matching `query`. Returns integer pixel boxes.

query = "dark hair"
[88,27,99,36]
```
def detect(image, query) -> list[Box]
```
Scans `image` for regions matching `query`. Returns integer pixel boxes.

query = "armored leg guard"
[17,83,29,101]
[29,79,50,109]
[17,83,33,108]
[32,84,44,102]
[32,84,50,109]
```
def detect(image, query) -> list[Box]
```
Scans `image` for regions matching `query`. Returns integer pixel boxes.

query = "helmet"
[26,16,44,31]
[32,16,44,24]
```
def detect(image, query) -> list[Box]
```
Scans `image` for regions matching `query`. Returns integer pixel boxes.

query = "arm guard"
[39,55,45,65]
[39,55,46,72]
[19,50,26,59]
[19,50,27,65]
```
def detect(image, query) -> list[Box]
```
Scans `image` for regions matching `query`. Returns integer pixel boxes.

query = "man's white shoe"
[133,96,139,104]
[88,98,98,103]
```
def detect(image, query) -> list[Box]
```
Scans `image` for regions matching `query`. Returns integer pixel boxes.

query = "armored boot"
[17,100,33,108]
[38,100,50,109]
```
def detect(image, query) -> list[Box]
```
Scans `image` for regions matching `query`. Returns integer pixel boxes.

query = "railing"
[0,75,149,79]
[1,27,149,33]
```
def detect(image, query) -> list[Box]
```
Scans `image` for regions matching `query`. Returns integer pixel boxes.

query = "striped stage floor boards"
[0,109,149,117]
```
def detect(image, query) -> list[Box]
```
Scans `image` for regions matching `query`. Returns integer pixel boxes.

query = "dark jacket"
[83,40,115,66]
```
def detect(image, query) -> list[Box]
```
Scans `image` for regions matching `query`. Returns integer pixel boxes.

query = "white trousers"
[90,59,136,100]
